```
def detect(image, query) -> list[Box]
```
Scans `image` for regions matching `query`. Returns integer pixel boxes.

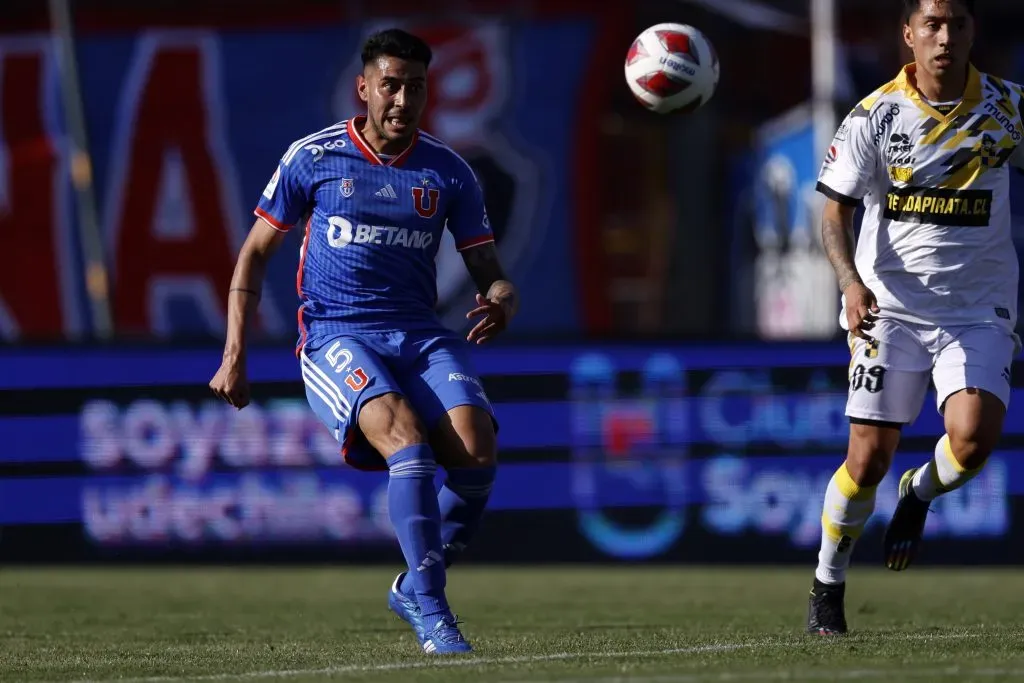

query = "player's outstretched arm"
[209,219,287,408]
[822,199,878,340]
[461,242,518,344]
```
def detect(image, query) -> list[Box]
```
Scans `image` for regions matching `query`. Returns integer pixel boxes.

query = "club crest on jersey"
[262,167,281,200]
[412,186,440,218]
[340,178,355,198]
[889,166,914,183]
[978,134,1001,168]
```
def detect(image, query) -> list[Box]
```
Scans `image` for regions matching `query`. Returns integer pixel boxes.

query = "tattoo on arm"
[461,242,519,316]
[821,212,862,292]
[222,219,284,357]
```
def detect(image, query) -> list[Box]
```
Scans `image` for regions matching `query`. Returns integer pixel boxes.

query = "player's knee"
[433,406,497,469]
[460,427,497,468]
[946,423,999,470]
[946,434,992,471]
[357,393,430,459]
[845,422,900,487]
[944,388,1005,470]
[444,426,497,469]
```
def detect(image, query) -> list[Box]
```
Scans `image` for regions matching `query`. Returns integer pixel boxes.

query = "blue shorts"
[299,329,496,471]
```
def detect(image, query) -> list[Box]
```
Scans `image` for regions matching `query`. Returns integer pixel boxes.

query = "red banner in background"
[106,39,239,335]
[0,42,73,339]
[5,0,619,33]
[575,7,633,335]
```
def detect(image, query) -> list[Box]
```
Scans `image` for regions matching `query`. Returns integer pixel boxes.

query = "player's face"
[903,0,974,80]
[357,56,428,147]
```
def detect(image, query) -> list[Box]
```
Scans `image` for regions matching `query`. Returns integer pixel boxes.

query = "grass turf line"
[2,566,1023,683]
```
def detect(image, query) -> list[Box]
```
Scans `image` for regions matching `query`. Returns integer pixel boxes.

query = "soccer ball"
[624,23,720,114]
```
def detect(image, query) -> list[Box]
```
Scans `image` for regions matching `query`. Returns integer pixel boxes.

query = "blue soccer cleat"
[421,614,473,655]
[387,572,424,641]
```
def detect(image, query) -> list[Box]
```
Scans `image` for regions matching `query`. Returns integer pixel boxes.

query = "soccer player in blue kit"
[209,29,517,655]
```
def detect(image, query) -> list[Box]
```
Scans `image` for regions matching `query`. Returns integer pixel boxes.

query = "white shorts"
[845,318,1019,425]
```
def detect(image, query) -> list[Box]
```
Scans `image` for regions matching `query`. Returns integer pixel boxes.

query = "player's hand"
[843,281,880,341]
[466,293,511,345]
[209,358,250,409]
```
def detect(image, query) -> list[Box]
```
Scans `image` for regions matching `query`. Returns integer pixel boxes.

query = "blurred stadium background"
[3,1,1024,681]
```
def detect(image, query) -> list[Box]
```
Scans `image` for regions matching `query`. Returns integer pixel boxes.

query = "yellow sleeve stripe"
[854,80,899,114]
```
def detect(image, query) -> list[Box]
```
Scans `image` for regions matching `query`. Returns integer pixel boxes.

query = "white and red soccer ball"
[625,23,720,114]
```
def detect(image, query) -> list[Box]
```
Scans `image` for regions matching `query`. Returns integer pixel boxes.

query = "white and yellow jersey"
[817,63,1024,331]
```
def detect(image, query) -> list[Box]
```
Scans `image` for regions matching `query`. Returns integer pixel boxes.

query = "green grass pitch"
[2,566,1024,682]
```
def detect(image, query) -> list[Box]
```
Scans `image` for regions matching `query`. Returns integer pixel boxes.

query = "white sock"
[815,463,877,585]
[911,434,983,502]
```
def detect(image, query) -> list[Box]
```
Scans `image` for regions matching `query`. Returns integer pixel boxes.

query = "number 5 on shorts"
[325,340,370,392]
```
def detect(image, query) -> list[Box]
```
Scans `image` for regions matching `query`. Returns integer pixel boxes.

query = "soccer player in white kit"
[807,0,1024,634]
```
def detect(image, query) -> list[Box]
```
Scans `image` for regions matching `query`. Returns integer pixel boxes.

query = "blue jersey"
[254,116,494,350]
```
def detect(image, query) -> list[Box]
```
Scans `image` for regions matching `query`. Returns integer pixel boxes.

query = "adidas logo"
[416,550,443,572]
[375,183,398,199]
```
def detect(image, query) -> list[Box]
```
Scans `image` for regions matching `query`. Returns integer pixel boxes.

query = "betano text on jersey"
[255,117,494,352]
[817,64,1024,331]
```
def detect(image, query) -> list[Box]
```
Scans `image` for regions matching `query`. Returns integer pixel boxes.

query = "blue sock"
[387,444,449,621]
[401,465,496,597]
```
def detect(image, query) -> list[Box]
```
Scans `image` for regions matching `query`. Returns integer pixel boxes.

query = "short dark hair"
[902,0,975,24]
[361,28,432,68]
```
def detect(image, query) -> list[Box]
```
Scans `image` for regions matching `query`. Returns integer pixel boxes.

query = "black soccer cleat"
[883,468,931,571]
[807,578,847,635]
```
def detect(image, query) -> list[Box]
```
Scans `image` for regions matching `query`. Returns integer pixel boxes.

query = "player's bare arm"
[821,198,879,340]
[461,242,518,344]
[209,218,287,408]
